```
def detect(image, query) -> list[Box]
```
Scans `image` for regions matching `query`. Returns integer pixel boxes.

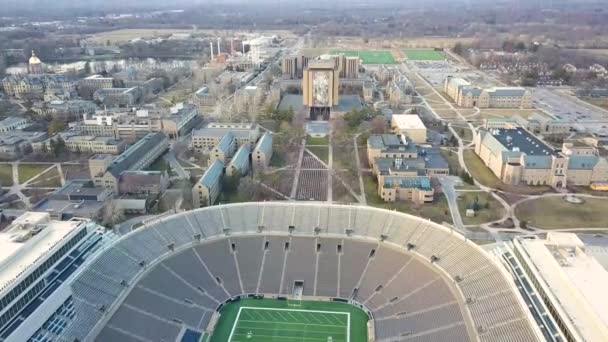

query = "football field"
[228,307,349,342]
[209,299,368,342]
[330,50,396,64]
[404,49,446,60]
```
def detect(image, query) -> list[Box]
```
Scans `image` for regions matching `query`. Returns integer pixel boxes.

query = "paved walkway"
[353,134,367,205]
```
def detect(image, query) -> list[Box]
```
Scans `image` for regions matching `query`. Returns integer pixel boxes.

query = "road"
[439,176,466,233]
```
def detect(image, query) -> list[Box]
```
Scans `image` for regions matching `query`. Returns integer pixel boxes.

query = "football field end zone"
[227,306,351,342]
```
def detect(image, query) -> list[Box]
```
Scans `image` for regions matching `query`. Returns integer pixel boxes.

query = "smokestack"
[210,41,214,60]
[242,41,245,54]
[217,38,221,55]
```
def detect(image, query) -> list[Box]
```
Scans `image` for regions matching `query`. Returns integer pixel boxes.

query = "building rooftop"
[228,145,250,173]
[487,127,557,156]
[485,87,527,97]
[383,176,432,190]
[107,132,167,177]
[53,179,106,199]
[392,114,426,130]
[516,233,608,341]
[254,132,273,156]
[199,160,224,188]
[368,134,417,153]
[216,132,235,153]
[0,212,85,293]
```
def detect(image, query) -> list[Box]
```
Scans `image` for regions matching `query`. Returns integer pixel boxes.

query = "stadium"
[58,202,541,342]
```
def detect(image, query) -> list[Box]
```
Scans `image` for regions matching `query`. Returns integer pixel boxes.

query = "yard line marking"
[237,319,346,328]
[228,307,244,342]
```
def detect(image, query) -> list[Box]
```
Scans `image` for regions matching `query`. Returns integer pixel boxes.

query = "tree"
[223,173,241,193]
[84,62,91,74]
[452,42,464,56]
[237,177,259,199]
[100,200,125,228]
[48,119,67,135]
[370,116,386,134]
[40,142,48,154]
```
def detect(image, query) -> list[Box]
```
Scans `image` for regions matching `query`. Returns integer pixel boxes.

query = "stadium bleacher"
[58,202,541,342]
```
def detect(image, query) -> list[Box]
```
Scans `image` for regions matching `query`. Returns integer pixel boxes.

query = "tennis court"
[404,49,446,60]
[330,50,396,64]
[229,307,349,342]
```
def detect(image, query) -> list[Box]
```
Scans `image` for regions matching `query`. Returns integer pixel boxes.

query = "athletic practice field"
[404,49,446,60]
[209,299,369,342]
[330,50,396,64]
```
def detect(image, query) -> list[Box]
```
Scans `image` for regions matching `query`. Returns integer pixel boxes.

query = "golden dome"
[29,50,41,65]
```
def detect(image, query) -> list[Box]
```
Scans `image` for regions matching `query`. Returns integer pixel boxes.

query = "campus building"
[444,76,532,109]
[505,233,608,342]
[367,134,448,204]
[93,87,142,107]
[302,59,340,120]
[0,212,105,341]
[282,55,298,79]
[252,132,273,172]
[209,132,237,164]
[1,74,77,99]
[192,159,224,208]
[474,127,608,187]
[191,123,259,153]
[378,176,434,204]
[390,114,427,144]
[77,74,113,92]
[226,144,250,177]
[192,86,215,107]
[89,132,169,193]
[32,132,126,155]
[344,56,360,79]
[77,104,199,141]
[0,117,29,132]
[367,134,418,163]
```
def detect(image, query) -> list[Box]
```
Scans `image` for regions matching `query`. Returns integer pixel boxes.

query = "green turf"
[404,49,446,60]
[330,50,396,64]
[210,299,369,342]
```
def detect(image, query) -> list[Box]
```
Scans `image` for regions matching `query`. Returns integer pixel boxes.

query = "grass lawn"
[210,298,369,342]
[515,196,608,229]
[18,164,52,184]
[307,146,329,164]
[145,156,172,174]
[457,191,505,225]
[62,164,90,181]
[404,49,446,60]
[330,50,396,64]
[306,136,329,145]
[363,173,452,224]
[440,149,460,175]
[0,164,13,186]
[463,150,552,195]
[27,167,62,188]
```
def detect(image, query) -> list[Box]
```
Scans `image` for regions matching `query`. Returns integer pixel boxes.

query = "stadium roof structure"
[57,203,542,342]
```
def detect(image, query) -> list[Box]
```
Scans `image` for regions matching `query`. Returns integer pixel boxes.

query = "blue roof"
[199,160,224,188]
[568,155,599,170]
[107,132,167,177]
[228,145,250,173]
[487,87,527,97]
[216,132,235,153]
[368,134,417,152]
[523,155,553,169]
[383,176,432,190]
[254,132,273,156]
[487,128,556,157]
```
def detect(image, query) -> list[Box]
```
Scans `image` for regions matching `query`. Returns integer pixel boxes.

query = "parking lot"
[531,88,608,121]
